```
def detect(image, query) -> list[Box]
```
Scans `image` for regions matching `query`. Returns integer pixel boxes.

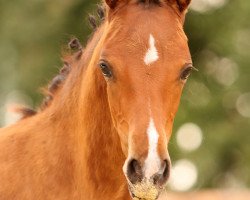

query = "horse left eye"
[99,61,112,78]
[180,64,197,81]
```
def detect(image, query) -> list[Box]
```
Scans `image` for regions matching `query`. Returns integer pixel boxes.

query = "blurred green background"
[0,0,249,192]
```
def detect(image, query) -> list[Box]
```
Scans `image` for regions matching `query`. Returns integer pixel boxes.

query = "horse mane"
[15,0,162,119]
[15,4,106,119]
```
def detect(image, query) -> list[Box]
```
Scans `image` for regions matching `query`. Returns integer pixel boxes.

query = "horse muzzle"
[124,158,171,200]
[128,180,160,200]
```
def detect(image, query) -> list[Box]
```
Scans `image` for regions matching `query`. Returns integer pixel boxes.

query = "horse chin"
[127,179,162,200]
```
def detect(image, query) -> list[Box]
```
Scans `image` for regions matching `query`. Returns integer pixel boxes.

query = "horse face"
[99,1,192,199]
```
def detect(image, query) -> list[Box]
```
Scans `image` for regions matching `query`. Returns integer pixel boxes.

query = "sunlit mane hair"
[15,5,106,119]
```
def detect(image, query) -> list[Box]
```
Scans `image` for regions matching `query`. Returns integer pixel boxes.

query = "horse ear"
[167,0,192,13]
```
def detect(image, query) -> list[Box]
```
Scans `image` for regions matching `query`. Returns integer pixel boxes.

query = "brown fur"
[0,1,192,200]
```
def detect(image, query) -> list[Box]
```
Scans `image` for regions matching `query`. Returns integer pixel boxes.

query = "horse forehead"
[106,5,184,51]
[124,23,188,58]
[113,8,178,43]
[124,23,182,54]
[125,32,167,60]
[103,8,188,64]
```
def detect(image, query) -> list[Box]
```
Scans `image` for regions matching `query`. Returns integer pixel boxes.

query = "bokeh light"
[205,57,239,87]
[190,0,228,13]
[176,123,203,152]
[214,58,239,87]
[236,93,250,118]
[169,159,198,191]
[3,90,33,126]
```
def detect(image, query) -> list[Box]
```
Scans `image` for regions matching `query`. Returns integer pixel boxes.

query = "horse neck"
[76,56,127,198]
[46,24,128,198]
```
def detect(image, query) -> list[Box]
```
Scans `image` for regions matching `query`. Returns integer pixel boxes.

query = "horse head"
[92,0,193,199]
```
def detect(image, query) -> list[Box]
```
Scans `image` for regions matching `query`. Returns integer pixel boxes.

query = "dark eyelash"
[180,64,198,80]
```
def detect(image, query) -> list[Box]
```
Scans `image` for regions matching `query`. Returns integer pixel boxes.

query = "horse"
[0,0,193,199]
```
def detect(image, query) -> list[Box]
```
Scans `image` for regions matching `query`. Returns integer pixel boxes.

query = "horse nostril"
[163,160,170,179]
[127,159,143,184]
[153,160,170,186]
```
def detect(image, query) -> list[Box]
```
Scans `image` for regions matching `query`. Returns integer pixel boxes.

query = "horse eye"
[99,61,112,78]
[180,65,197,81]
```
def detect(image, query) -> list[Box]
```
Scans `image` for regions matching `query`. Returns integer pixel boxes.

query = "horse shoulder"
[0,116,75,200]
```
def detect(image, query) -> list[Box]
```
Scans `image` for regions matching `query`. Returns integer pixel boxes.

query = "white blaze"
[144,118,161,179]
[124,34,160,180]
[143,34,161,179]
[144,34,159,65]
